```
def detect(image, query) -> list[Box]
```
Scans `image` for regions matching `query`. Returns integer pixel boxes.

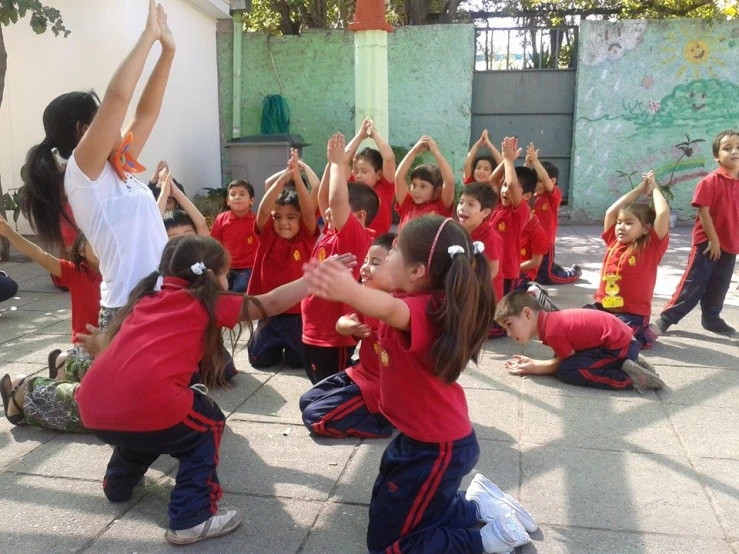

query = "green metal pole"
[232,15,243,139]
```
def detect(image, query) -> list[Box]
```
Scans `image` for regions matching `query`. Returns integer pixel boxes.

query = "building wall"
[216,24,475,185]
[570,19,739,223]
[0,0,227,233]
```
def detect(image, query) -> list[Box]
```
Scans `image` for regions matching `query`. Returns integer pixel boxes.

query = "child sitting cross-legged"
[247,148,318,368]
[299,233,396,438]
[495,291,665,393]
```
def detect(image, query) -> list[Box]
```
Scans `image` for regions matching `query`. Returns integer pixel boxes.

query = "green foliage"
[2,187,21,225]
[193,188,228,227]
[0,1,70,36]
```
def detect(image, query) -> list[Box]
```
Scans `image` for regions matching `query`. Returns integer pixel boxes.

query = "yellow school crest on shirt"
[521,248,527,256]
[542,203,548,211]
[601,273,624,308]
[498,222,506,232]
[628,255,636,266]
[247,236,254,244]
[374,343,380,354]
[380,348,389,366]
[293,249,302,262]
[317,248,326,262]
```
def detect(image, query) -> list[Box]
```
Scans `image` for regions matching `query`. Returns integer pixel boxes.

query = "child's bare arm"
[258,168,290,232]
[395,138,427,205]
[317,163,330,219]
[327,133,352,231]
[504,354,561,376]
[484,133,503,166]
[156,168,172,216]
[345,117,372,169]
[292,153,317,235]
[336,313,371,338]
[368,121,396,183]
[0,215,61,276]
[167,176,210,237]
[604,171,651,232]
[298,159,321,216]
[647,173,670,240]
[502,137,523,207]
[464,130,486,181]
[426,136,456,209]
[520,254,544,273]
[698,207,721,260]
[264,168,289,190]
[526,143,555,193]
[488,161,505,190]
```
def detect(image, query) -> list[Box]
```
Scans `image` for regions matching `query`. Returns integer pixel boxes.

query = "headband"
[426,217,454,272]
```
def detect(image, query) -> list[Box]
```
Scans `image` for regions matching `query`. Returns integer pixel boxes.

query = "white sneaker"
[466,473,538,532]
[165,506,243,545]
[526,283,559,312]
[621,359,665,393]
[480,513,531,553]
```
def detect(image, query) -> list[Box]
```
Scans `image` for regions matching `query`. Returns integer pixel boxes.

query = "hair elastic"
[426,217,453,272]
[154,274,164,292]
[472,241,485,255]
[448,245,465,257]
[191,262,206,275]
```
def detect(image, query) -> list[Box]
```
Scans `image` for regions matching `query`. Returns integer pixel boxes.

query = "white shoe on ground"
[165,506,243,545]
[466,473,538,532]
[480,513,531,553]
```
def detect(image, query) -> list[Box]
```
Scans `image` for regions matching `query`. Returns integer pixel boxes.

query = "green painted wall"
[216,24,474,185]
[571,19,739,222]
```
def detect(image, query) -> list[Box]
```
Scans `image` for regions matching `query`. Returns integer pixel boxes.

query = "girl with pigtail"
[303,214,537,554]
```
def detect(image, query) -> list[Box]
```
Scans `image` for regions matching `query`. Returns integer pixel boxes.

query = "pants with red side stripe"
[583,304,653,349]
[367,431,484,554]
[299,372,393,438]
[660,243,736,328]
[536,246,580,285]
[556,339,640,390]
[91,392,225,531]
[303,343,355,384]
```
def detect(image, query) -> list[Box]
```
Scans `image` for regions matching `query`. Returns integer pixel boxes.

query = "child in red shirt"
[653,130,739,337]
[525,145,582,284]
[518,213,550,284]
[248,149,318,368]
[299,233,396,438]
[301,133,379,384]
[394,136,455,230]
[210,179,258,292]
[345,117,396,235]
[304,216,537,554]
[496,291,665,393]
[463,129,502,185]
[590,171,670,349]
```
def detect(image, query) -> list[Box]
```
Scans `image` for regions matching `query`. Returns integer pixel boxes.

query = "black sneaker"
[650,317,671,336]
[702,319,736,336]
[571,264,583,278]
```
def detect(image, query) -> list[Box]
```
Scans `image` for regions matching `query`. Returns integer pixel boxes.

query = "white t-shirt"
[65,154,167,308]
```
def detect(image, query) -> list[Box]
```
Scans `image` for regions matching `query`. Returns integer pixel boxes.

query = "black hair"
[21,91,100,251]
[495,290,540,322]
[228,179,255,198]
[70,233,89,271]
[620,203,656,251]
[356,147,383,172]
[409,164,443,189]
[515,166,537,195]
[163,209,195,231]
[348,182,379,226]
[473,156,496,173]
[460,182,497,211]
[372,232,397,251]
[398,215,495,384]
[541,161,559,180]
[275,186,300,209]
[712,129,739,157]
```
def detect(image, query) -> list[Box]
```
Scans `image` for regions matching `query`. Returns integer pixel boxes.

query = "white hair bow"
[191,262,206,275]
[473,241,485,255]
[154,275,164,291]
[448,245,465,257]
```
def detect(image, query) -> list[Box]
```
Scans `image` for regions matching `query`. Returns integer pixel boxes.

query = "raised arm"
[317,163,330,219]
[292,155,317,235]
[327,133,352,230]
[604,171,650,232]
[395,138,426,206]
[75,1,173,181]
[344,117,372,169]
[0,215,61,276]
[298,159,321,215]
[368,121,396,182]
[464,130,486,181]
[526,143,554,193]
[258,167,291,231]
[483,132,503,166]
[426,136,456,209]
[502,137,523,207]
[646,173,669,240]
[156,168,172,216]
[168,178,209,236]
[488,161,505,190]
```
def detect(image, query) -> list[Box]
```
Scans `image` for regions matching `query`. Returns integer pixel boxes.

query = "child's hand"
[643,171,657,194]
[704,240,722,260]
[77,324,105,358]
[303,256,359,302]
[505,355,535,375]
[327,133,346,165]
[361,117,372,137]
[150,160,168,185]
[159,168,172,197]
[412,137,429,153]
[344,313,372,338]
[155,2,175,52]
[477,129,488,145]
[288,148,300,173]
[423,136,440,155]
[526,143,539,164]
[501,137,521,161]
[0,214,9,237]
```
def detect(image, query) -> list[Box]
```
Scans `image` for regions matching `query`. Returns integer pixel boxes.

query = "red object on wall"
[349,0,393,32]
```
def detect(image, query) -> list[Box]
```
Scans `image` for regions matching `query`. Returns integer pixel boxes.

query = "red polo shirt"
[349,175,395,236]
[520,215,550,280]
[538,309,634,359]
[691,167,739,254]
[210,210,259,269]
[396,195,452,231]
[57,260,102,344]
[490,201,530,279]
[247,218,318,314]
[345,313,381,413]
[595,226,669,316]
[377,293,472,443]
[76,278,244,431]
[301,214,374,347]
[533,186,562,247]
[470,220,504,303]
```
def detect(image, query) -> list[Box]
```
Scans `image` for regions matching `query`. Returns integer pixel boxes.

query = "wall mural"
[570,20,739,220]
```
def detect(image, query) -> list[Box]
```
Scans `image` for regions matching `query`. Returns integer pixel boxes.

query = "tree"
[0,1,69,260]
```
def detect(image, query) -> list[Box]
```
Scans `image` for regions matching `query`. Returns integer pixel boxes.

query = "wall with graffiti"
[570,19,739,222]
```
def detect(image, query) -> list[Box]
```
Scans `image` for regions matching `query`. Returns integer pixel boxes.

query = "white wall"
[0,0,228,233]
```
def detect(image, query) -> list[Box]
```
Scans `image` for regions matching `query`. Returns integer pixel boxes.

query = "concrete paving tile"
[332,437,391,505]
[300,502,367,554]
[30,320,73,335]
[521,372,651,400]
[90,491,321,554]
[656,365,739,408]
[460,361,521,392]
[219,421,358,501]
[212,371,270,414]
[520,446,723,536]
[0,329,70,362]
[231,371,312,424]
[520,394,682,454]
[0,473,132,554]
[693,458,739,539]
[518,525,735,554]
[464,437,521,495]
[467,388,520,442]
[231,344,287,374]
[644,331,739,369]
[7,433,177,481]
[666,404,739,459]
[0,421,58,471]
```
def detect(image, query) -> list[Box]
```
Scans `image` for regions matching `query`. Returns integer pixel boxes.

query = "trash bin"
[225,134,308,209]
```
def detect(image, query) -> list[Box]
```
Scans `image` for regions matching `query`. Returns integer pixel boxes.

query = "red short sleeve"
[216,295,246,328]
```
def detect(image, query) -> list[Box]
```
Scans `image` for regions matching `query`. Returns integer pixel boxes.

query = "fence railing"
[474,25,578,71]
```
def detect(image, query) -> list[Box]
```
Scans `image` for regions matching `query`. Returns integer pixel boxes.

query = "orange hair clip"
[108,132,146,181]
